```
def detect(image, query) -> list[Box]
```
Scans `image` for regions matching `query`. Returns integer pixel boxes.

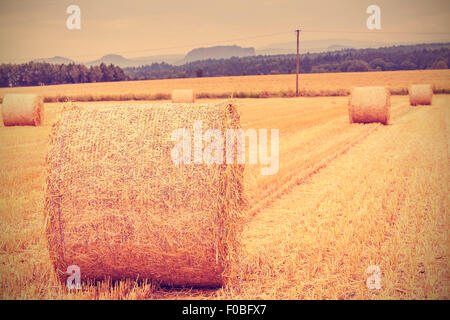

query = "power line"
[83,31,293,57]
[49,28,450,60]
[295,29,300,97]
[302,29,450,35]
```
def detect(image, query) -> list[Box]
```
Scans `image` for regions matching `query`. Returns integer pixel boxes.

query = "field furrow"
[241,97,410,217]
[234,97,449,300]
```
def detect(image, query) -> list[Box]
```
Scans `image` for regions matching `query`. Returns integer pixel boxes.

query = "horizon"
[29,41,450,67]
[0,0,449,64]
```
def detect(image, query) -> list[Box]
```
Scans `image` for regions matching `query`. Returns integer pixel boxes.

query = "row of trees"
[0,62,127,87]
[125,43,450,80]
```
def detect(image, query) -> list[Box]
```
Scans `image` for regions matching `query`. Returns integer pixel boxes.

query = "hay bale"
[409,84,433,106]
[172,89,195,103]
[45,102,244,287]
[2,94,43,126]
[348,87,390,125]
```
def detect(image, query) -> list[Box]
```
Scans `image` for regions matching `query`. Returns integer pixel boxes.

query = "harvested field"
[0,70,449,102]
[0,94,448,299]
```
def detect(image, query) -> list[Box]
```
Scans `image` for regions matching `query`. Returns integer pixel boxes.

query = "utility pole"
[295,29,300,97]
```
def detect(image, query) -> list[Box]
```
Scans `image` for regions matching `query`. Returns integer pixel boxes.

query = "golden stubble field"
[0,71,449,300]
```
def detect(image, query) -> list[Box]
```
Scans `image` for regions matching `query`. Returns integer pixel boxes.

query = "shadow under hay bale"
[409,84,433,106]
[2,94,44,126]
[348,86,390,125]
[45,102,245,288]
[171,89,195,103]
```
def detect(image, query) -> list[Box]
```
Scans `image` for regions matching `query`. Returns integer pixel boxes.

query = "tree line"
[0,62,127,87]
[0,43,448,87]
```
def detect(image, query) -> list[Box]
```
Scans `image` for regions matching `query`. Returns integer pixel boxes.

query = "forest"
[125,43,450,80]
[0,63,127,87]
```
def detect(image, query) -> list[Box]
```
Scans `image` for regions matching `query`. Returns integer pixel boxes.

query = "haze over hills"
[31,40,448,68]
[33,45,256,68]
[34,53,184,68]
[257,38,450,55]
[33,56,75,65]
[132,54,184,66]
[85,54,184,67]
[256,39,389,55]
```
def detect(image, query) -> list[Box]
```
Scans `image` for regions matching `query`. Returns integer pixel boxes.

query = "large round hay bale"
[172,89,195,103]
[45,102,244,287]
[409,84,433,106]
[2,94,43,126]
[348,87,390,125]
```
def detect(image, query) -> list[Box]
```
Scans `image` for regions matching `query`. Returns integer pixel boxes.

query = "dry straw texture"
[171,89,195,103]
[409,84,433,106]
[45,102,244,287]
[2,94,43,126]
[348,87,390,125]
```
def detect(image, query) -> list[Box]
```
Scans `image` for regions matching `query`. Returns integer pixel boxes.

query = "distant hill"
[87,54,130,67]
[29,42,450,70]
[32,54,184,68]
[33,56,74,64]
[327,44,354,51]
[183,45,255,63]
[35,46,257,68]
[85,54,184,67]
[256,39,388,55]
[257,39,450,56]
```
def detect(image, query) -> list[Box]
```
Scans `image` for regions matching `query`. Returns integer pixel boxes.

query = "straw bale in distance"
[409,84,433,106]
[172,89,195,103]
[2,94,43,126]
[348,87,390,125]
[45,102,244,287]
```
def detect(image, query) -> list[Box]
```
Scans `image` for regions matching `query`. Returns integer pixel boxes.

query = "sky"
[0,0,449,63]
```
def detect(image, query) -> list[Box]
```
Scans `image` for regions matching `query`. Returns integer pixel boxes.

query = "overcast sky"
[0,0,449,63]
